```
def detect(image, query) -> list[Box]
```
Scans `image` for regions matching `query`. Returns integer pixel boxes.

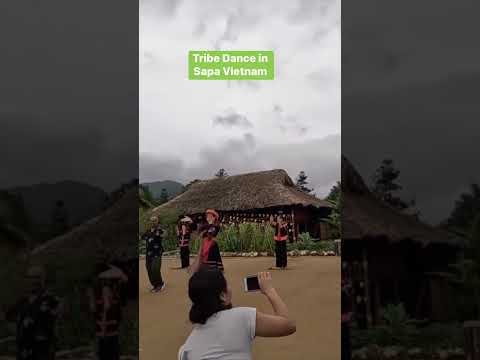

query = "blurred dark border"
[342,0,480,358]
[0,1,138,358]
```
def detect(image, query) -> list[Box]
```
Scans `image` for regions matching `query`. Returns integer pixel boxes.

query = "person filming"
[178,270,296,360]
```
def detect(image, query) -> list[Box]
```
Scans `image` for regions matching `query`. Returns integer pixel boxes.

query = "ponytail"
[188,269,230,324]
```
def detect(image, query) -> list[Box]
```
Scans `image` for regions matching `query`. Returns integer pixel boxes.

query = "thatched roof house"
[342,156,462,247]
[154,169,331,214]
[31,189,138,265]
[342,156,463,324]
[153,169,333,239]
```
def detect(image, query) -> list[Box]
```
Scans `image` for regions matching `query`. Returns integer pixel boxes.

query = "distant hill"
[141,180,184,200]
[8,181,107,228]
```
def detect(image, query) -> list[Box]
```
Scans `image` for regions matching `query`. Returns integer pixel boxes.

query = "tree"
[215,168,228,178]
[159,188,169,204]
[447,184,480,233]
[371,159,421,214]
[470,214,480,265]
[446,207,480,320]
[296,171,313,193]
[139,185,155,208]
[325,182,341,238]
[326,181,340,202]
[51,200,69,237]
[371,159,407,209]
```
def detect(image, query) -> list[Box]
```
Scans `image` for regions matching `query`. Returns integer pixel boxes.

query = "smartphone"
[243,275,260,292]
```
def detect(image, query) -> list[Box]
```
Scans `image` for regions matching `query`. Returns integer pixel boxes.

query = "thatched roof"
[31,189,138,264]
[153,169,331,215]
[342,156,462,246]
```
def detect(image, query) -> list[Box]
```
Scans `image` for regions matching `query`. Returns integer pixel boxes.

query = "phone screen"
[245,275,260,292]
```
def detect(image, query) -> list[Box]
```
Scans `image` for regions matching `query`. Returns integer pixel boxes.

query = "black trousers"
[145,256,164,288]
[180,246,190,268]
[275,241,287,268]
[97,336,119,360]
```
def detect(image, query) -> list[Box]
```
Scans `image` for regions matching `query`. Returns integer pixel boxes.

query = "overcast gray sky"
[139,0,340,197]
[1,1,138,192]
[342,0,480,224]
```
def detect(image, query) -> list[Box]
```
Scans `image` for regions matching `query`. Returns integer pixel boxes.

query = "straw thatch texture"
[31,189,138,264]
[153,169,331,215]
[342,156,462,246]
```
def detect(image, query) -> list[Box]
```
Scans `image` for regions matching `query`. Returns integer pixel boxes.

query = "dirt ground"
[139,256,340,360]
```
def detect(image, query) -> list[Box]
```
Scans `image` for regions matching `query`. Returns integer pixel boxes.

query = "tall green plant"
[376,303,418,345]
[215,224,275,253]
[446,213,480,320]
[325,183,341,239]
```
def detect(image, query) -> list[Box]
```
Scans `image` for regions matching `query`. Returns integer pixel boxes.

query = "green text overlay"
[188,51,274,80]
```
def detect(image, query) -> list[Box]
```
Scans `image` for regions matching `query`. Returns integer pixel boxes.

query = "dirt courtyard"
[139,256,340,360]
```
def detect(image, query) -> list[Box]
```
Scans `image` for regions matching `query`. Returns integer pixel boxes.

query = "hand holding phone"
[257,272,274,295]
[244,275,261,292]
[244,272,274,294]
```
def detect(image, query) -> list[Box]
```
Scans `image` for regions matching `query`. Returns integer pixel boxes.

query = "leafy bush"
[351,304,418,348]
[287,233,335,252]
[216,223,275,253]
[144,222,335,254]
[351,304,466,350]
[352,321,463,350]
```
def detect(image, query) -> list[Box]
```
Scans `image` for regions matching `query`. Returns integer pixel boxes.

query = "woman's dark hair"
[188,268,231,324]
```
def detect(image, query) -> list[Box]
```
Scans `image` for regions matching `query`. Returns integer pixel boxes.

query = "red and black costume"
[273,220,288,268]
[93,278,123,360]
[178,222,191,268]
[198,210,224,271]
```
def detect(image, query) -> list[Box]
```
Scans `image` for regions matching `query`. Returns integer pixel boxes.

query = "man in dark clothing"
[8,266,61,360]
[142,216,165,292]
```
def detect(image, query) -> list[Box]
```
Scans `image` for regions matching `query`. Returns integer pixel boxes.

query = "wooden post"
[464,321,480,360]
[362,248,371,327]
[291,209,297,241]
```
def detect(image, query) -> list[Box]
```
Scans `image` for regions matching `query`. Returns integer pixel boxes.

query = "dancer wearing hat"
[142,216,165,292]
[87,261,128,360]
[177,216,193,269]
[190,209,224,273]
[270,214,289,270]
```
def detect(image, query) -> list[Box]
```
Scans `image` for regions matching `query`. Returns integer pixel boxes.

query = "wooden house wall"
[192,205,331,240]
[343,239,460,326]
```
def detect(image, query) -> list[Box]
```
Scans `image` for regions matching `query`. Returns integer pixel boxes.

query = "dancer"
[142,216,165,292]
[270,214,288,270]
[190,209,223,273]
[178,216,192,269]
[87,261,128,360]
[9,265,61,360]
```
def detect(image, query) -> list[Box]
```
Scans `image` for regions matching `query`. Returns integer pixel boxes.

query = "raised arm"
[188,236,204,274]
[255,272,296,337]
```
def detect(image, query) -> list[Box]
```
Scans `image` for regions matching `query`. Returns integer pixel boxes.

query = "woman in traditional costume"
[190,209,224,273]
[178,216,193,269]
[270,214,288,269]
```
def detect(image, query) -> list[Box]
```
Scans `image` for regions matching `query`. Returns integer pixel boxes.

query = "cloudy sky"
[342,0,480,224]
[139,0,341,197]
[1,1,138,192]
